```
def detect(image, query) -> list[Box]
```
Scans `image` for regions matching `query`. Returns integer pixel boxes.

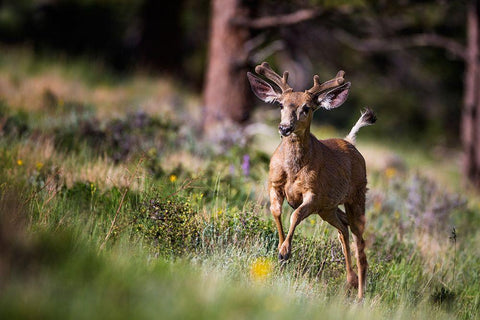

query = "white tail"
[345,108,377,145]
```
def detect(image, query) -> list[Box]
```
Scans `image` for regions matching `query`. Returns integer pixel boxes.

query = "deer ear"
[247,72,280,103]
[317,82,351,110]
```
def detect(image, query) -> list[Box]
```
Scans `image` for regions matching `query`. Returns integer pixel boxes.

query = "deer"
[247,62,376,299]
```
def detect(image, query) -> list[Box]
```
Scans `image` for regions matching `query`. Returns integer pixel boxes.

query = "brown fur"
[248,63,372,299]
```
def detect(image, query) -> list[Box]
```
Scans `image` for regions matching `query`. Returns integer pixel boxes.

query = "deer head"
[247,62,350,137]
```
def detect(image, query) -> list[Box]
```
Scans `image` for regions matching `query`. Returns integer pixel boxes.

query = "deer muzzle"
[279,124,293,137]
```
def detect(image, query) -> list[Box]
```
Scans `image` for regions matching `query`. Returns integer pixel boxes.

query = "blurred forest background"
[1,0,477,186]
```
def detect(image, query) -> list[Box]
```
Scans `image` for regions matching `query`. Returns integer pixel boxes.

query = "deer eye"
[301,106,310,115]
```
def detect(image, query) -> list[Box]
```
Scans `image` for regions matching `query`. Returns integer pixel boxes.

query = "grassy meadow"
[1,49,479,319]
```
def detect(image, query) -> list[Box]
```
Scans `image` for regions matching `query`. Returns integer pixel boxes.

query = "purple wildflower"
[242,154,250,176]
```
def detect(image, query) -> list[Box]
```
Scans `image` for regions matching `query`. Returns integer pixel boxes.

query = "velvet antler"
[255,62,293,93]
[307,70,345,95]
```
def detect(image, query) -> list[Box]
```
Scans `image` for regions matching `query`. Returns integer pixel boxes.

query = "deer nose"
[279,124,293,136]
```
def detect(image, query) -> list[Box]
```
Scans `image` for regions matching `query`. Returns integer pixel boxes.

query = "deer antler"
[255,62,293,93]
[307,70,345,95]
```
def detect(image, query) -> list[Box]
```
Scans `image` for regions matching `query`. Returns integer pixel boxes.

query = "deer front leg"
[270,187,285,251]
[278,193,315,261]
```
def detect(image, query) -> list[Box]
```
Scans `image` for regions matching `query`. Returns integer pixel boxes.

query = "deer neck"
[282,129,312,170]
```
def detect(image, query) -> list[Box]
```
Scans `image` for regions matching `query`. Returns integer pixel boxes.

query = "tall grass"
[0,50,479,319]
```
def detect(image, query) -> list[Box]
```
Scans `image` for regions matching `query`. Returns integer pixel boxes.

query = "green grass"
[1,49,479,319]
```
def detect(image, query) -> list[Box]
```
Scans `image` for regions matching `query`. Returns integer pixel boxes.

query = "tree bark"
[462,0,480,188]
[203,0,252,137]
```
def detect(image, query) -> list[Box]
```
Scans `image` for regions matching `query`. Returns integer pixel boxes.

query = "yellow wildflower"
[90,183,97,196]
[394,210,400,220]
[147,147,157,157]
[16,159,23,166]
[250,258,273,282]
[36,162,44,170]
[169,174,177,183]
[310,218,315,226]
[385,167,397,179]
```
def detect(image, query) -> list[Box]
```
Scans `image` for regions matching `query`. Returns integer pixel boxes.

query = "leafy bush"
[134,196,200,257]
[92,111,177,163]
[369,172,466,238]
[132,193,278,259]
[0,102,29,138]
[54,109,179,162]
[200,210,277,254]
[431,286,456,308]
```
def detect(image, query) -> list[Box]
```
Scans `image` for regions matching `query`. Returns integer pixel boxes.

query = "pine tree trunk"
[203,0,252,138]
[462,0,480,188]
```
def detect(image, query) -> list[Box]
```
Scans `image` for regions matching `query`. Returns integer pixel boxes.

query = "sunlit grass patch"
[0,46,199,123]
[62,157,147,191]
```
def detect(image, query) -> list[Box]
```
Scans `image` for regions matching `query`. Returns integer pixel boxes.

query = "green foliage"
[0,101,29,138]
[431,286,456,309]
[200,209,277,254]
[53,109,178,162]
[130,193,277,258]
[134,196,200,257]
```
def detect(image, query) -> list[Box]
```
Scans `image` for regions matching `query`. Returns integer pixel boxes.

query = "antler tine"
[255,62,293,93]
[307,70,345,95]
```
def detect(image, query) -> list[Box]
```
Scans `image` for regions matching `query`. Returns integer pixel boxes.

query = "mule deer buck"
[247,62,376,299]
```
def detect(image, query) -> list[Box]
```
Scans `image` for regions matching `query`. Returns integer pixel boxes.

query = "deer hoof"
[278,252,290,261]
[347,273,359,289]
[278,243,291,261]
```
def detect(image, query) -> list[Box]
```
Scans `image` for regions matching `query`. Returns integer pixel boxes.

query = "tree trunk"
[462,0,480,188]
[203,0,252,137]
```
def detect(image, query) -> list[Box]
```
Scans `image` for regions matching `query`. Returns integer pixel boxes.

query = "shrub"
[405,174,466,233]
[134,196,200,257]
[0,102,29,138]
[431,286,456,309]
[53,110,178,162]
[132,193,278,259]
[200,210,277,254]
[370,173,466,238]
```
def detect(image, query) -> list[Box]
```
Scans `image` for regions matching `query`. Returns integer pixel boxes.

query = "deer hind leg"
[345,202,368,300]
[322,208,358,289]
